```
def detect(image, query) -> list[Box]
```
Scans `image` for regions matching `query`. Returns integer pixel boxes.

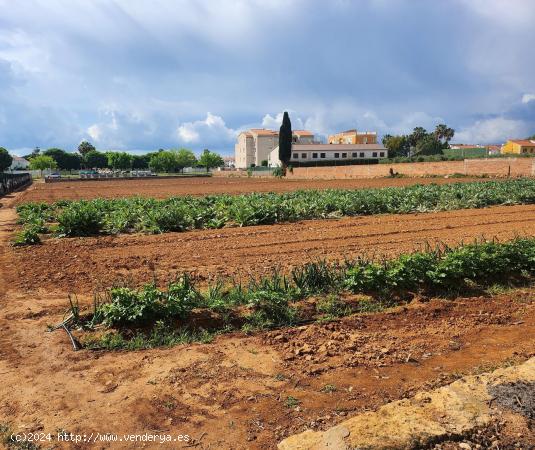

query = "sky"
[1,0,535,156]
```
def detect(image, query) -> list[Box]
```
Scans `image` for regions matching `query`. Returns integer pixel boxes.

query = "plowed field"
[1,183,534,450]
[8,204,535,293]
[18,175,489,204]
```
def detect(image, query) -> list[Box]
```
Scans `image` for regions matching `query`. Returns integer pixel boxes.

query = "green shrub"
[273,167,284,178]
[246,290,297,328]
[316,294,351,318]
[57,201,103,236]
[99,275,200,326]
[346,239,535,296]
[146,203,194,233]
[292,261,344,296]
[345,262,388,293]
[12,225,41,246]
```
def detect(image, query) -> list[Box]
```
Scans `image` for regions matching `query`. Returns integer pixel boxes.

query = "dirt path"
[1,188,534,449]
[7,204,535,293]
[17,176,491,204]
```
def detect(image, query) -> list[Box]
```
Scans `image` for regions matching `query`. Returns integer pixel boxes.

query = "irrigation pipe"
[48,314,80,351]
[61,322,81,351]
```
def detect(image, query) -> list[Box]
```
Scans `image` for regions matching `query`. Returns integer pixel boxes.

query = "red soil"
[1,185,534,449]
[7,204,535,293]
[17,176,489,204]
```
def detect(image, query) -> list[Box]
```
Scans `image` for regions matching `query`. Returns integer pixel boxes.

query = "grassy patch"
[82,321,215,350]
[285,396,300,408]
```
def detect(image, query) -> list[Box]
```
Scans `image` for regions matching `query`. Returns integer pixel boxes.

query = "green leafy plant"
[64,238,535,351]
[285,396,300,408]
[98,275,200,326]
[12,225,41,246]
[16,179,535,238]
[316,294,351,318]
[246,290,297,329]
[56,201,103,236]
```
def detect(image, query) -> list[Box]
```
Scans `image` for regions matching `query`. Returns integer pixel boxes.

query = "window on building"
[360,152,364,158]
[312,153,318,159]
[342,153,347,158]
[372,152,378,157]
[352,152,358,158]
[302,153,307,159]
[320,153,326,158]
[379,152,385,157]
[334,153,340,158]
[293,153,298,158]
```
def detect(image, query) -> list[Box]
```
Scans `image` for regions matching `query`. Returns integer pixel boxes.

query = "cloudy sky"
[1,0,535,155]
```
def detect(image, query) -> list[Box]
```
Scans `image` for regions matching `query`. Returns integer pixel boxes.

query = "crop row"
[15,178,535,241]
[71,238,535,349]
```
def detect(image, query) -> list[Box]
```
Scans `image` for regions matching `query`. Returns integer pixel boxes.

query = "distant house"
[223,156,235,168]
[486,145,501,155]
[234,129,278,169]
[292,130,315,144]
[328,129,377,145]
[234,128,316,169]
[501,139,535,155]
[9,155,30,170]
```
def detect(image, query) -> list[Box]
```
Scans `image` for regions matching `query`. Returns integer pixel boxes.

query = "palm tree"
[434,124,455,146]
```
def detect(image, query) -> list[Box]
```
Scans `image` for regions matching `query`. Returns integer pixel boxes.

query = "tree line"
[0,141,224,173]
[382,124,455,157]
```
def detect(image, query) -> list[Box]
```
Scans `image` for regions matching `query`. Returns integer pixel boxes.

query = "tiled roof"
[250,129,278,136]
[510,139,535,146]
[451,144,485,149]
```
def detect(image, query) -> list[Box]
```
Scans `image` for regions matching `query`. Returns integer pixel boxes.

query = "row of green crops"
[16,178,535,239]
[75,238,535,349]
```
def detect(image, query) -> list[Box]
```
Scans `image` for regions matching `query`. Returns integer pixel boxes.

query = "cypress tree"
[278,111,292,167]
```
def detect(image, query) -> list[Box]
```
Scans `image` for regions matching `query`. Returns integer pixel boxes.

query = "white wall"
[235,133,255,169]
[290,149,387,162]
[255,135,278,166]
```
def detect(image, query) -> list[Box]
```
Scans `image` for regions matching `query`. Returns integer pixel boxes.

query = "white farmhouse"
[268,143,388,167]
[9,155,30,170]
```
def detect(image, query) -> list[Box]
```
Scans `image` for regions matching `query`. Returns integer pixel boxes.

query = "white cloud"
[521,93,535,104]
[455,117,529,144]
[261,112,305,130]
[389,112,445,135]
[457,0,535,27]
[176,112,237,146]
[82,106,157,149]
[86,124,101,141]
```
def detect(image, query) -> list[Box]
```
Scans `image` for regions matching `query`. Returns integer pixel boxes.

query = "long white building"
[268,143,388,167]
